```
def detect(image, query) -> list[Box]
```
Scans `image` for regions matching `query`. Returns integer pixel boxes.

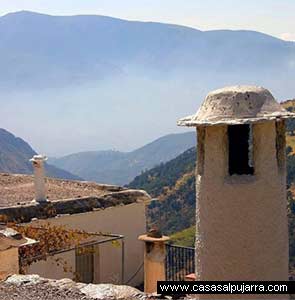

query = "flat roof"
[0,173,125,207]
[0,173,150,223]
[0,225,37,251]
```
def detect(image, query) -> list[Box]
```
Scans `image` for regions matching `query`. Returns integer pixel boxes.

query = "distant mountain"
[1,11,295,154]
[0,11,294,90]
[50,132,196,185]
[0,128,82,180]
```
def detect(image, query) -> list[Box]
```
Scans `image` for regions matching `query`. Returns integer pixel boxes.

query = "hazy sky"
[1,0,295,41]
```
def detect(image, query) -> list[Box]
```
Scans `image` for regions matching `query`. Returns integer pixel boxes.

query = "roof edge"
[0,190,151,223]
[177,112,295,127]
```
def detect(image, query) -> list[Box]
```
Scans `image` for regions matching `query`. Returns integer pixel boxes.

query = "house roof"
[0,173,150,223]
[178,85,295,127]
[0,226,36,251]
[0,173,125,207]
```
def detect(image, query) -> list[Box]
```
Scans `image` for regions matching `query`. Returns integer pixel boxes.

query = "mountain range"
[50,132,196,185]
[0,11,294,90]
[0,11,294,154]
[0,128,81,180]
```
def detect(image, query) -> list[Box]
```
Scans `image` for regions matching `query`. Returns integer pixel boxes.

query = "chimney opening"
[228,124,254,176]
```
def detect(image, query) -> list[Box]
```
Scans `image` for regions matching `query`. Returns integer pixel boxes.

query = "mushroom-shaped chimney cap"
[30,155,48,162]
[178,85,295,127]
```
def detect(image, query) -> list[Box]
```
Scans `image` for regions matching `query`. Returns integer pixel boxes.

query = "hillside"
[128,147,196,234]
[1,11,295,154]
[282,99,295,154]
[50,132,196,185]
[0,129,81,180]
[170,226,195,247]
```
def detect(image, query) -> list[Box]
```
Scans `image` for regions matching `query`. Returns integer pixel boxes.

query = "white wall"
[195,122,288,284]
[28,250,75,280]
[28,202,146,286]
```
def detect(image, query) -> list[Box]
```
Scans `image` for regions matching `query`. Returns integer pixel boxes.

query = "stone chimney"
[30,155,48,203]
[178,86,295,299]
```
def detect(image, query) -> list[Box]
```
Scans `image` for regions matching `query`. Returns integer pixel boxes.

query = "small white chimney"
[30,155,48,203]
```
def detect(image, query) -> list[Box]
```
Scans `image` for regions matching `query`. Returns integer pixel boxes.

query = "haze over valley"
[0,11,295,156]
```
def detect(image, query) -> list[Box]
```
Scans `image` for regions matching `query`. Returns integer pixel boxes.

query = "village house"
[0,226,36,281]
[0,155,150,287]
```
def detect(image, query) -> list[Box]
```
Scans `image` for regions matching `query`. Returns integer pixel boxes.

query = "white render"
[30,155,48,203]
[178,86,290,299]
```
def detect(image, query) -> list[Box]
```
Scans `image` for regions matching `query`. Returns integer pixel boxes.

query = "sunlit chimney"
[178,86,295,299]
[30,155,48,203]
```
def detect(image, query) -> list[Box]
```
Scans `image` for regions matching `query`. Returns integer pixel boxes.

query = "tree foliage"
[7,223,97,277]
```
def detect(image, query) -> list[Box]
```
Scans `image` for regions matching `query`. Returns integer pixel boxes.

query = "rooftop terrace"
[0,173,126,207]
[0,173,150,223]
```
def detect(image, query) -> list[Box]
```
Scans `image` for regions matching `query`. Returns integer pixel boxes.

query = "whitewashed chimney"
[178,86,295,299]
[30,155,48,203]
